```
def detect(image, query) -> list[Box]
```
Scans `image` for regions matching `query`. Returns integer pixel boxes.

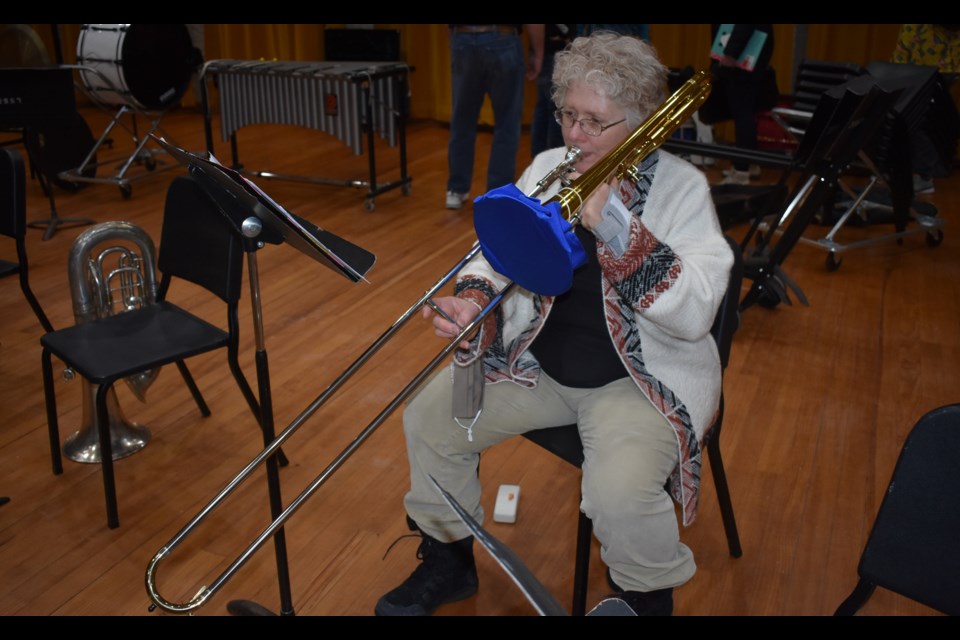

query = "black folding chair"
[834,403,960,616]
[40,176,269,528]
[0,147,53,332]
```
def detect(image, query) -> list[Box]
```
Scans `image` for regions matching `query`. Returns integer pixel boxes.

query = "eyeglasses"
[554,109,626,137]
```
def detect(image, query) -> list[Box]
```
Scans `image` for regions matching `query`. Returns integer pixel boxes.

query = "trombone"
[145,70,712,615]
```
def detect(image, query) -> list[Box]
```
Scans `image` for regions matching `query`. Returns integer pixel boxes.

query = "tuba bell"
[62,221,159,463]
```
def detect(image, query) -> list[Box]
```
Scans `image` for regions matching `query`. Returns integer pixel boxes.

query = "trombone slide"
[145,70,712,615]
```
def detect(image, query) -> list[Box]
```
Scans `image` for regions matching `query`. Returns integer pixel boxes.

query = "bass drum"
[76,24,197,111]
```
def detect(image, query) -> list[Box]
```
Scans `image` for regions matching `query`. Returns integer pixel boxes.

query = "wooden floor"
[1,103,957,617]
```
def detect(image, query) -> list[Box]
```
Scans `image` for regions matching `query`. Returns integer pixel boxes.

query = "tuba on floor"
[62,221,159,463]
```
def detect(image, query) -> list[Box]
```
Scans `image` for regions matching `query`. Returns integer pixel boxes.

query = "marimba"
[201,59,413,211]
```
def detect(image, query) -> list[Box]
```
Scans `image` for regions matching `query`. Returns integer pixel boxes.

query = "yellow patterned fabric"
[892,24,960,73]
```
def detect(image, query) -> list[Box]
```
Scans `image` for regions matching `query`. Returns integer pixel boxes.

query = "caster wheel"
[119,183,132,199]
[401,183,412,196]
[364,198,376,212]
[145,157,157,171]
[758,291,780,309]
[926,229,944,247]
[826,253,842,272]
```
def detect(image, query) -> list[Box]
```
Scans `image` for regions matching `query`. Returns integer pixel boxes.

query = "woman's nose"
[565,124,588,146]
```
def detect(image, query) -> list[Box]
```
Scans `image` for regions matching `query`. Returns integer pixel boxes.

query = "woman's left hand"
[575,175,619,233]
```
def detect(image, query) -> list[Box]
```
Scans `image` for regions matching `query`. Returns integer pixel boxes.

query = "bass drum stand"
[57,65,179,200]
[57,24,201,199]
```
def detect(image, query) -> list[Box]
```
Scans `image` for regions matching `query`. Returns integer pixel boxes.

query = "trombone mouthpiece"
[559,146,582,187]
[532,146,584,197]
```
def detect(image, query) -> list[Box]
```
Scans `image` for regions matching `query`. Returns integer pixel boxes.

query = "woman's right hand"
[422,296,481,350]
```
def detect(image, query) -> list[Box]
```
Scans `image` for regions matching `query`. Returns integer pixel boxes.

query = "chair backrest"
[1,146,54,332]
[794,75,897,174]
[790,59,866,114]
[864,61,958,176]
[157,176,244,304]
[712,236,744,369]
[770,60,866,143]
[0,147,26,240]
[856,403,960,615]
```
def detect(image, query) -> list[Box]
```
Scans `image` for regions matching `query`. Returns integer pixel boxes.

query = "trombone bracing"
[145,70,712,615]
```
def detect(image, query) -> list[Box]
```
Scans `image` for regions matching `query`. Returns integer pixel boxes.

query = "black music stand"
[0,67,96,240]
[153,135,375,617]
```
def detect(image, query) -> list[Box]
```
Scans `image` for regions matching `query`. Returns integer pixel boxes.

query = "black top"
[529,226,629,388]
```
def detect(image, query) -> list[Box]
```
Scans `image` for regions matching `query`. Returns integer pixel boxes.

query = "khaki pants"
[402,368,696,592]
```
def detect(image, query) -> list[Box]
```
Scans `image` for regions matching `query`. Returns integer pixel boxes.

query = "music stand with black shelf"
[0,66,96,240]
[150,134,375,617]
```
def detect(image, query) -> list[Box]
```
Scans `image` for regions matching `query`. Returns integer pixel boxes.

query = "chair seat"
[41,301,229,382]
[523,425,584,468]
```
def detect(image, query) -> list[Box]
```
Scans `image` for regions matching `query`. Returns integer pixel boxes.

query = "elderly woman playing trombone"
[376,31,734,617]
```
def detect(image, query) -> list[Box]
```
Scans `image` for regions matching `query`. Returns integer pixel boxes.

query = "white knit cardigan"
[454,146,733,526]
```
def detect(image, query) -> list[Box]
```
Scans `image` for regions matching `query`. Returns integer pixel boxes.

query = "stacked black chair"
[856,61,956,232]
[769,59,866,141]
[739,74,901,309]
[760,62,950,274]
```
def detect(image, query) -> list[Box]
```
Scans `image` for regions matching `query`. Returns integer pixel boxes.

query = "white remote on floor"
[493,484,520,523]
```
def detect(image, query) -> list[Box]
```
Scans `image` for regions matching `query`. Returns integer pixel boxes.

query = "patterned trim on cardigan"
[599,152,702,525]
[458,150,704,525]
[455,276,502,359]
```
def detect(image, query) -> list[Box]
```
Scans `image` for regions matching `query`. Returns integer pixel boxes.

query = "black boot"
[615,588,674,616]
[375,519,478,616]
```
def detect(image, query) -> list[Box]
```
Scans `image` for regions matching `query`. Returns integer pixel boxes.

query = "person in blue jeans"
[445,24,543,209]
[531,24,574,158]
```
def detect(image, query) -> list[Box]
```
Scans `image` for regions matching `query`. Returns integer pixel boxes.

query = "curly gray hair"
[552,31,668,129]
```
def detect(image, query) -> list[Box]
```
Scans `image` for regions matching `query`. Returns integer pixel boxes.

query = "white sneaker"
[722,165,762,179]
[719,169,751,186]
[445,191,470,209]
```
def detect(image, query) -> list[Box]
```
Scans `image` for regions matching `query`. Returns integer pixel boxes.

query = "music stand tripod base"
[27,170,94,241]
[28,215,96,242]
